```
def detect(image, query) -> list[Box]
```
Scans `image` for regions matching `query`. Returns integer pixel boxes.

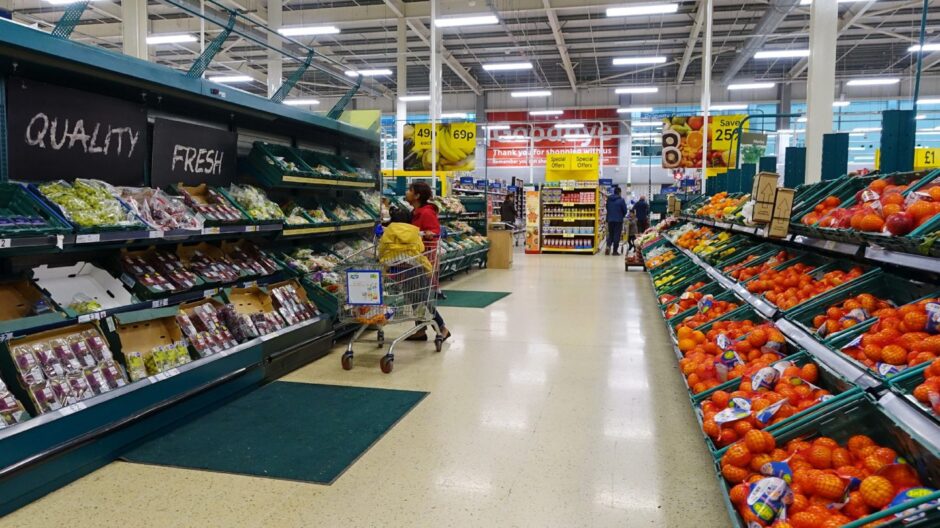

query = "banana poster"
[660,114,747,175]
[402,122,476,171]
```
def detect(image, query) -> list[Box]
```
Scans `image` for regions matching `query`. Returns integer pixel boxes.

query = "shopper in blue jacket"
[605,186,628,255]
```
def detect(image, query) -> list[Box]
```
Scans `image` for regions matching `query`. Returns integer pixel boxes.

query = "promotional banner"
[6,77,148,185]
[485,109,619,168]
[524,188,541,254]
[151,118,237,187]
[402,122,475,171]
[660,114,747,175]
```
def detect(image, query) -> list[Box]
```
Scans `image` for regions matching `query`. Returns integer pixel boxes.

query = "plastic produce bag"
[38,179,140,228]
[226,184,285,221]
[115,187,204,231]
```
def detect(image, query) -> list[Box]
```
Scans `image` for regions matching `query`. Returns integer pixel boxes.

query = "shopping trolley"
[336,232,443,374]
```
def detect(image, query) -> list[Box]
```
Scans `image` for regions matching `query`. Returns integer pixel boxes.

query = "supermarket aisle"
[3,254,728,528]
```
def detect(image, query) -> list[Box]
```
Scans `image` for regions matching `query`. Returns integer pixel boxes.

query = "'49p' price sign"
[413,122,476,153]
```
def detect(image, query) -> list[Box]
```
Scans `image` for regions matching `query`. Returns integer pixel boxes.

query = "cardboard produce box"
[112,310,191,382]
[751,172,780,224]
[766,188,795,238]
[0,278,66,334]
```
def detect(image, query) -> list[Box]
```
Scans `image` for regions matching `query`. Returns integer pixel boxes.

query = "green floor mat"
[122,382,427,484]
[437,290,511,308]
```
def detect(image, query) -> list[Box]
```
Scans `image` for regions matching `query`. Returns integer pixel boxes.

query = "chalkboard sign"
[151,118,237,187]
[6,77,147,185]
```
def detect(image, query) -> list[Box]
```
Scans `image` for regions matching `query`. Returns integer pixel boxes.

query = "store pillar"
[803,0,838,183]
[267,0,283,97]
[121,0,148,61]
[395,18,408,170]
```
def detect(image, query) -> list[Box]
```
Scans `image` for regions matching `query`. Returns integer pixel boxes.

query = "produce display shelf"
[277,175,376,189]
[541,247,596,253]
[679,214,940,276]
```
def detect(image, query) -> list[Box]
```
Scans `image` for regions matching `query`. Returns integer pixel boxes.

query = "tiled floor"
[3,252,728,528]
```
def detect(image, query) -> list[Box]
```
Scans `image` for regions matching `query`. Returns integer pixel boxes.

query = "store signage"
[598,178,613,186]
[573,153,599,170]
[6,77,148,185]
[475,179,487,188]
[459,176,474,184]
[660,114,747,175]
[406,122,476,171]
[485,109,619,168]
[151,118,237,187]
[507,185,517,192]
[547,153,570,170]
[915,148,940,169]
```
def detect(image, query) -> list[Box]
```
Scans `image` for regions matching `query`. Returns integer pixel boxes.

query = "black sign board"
[6,77,148,185]
[150,118,237,187]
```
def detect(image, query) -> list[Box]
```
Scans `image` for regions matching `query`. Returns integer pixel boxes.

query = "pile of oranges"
[677,297,740,328]
[677,321,788,394]
[646,249,677,269]
[723,253,760,274]
[800,195,842,225]
[745,263,865,311]
[675,226,714,249]
[721,432,929,527]
[727,251,794,282]
[700,361,828,448]
[810,293,894,338]
[810,177,940,236]
[913,358,940,415]
[694,192,748,219]
[840,298,940,372]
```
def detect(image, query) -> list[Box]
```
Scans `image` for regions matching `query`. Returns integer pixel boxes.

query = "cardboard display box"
[0,278,66,333]
[32,262,135,317]
[225,286,277,315]
[751,172,780,224]
[766,188,795,238]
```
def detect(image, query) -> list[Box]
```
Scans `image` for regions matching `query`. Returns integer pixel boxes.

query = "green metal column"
[51,1,90,39]
[821,132,849,181]
[880,110,916,174]
[784,147,806,188]
[740,163,756,194]
[759,156,777,173]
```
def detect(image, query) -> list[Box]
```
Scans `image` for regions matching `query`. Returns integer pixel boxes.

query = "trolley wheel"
[341,353,354,371]
[434,336,443,352]
[377,330,385,348]
[380,355,394,374]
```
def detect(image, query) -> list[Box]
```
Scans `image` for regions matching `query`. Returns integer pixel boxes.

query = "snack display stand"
[539,181,601,253]
[640,184,940,526]
[0,22,377,515]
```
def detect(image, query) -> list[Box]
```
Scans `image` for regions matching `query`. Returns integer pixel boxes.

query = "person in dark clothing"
[633,195,650,233]
[500,194,517,225]
[625,211,638,253]
[605,186,628,255]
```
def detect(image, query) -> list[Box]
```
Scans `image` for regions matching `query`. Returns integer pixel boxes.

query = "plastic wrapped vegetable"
[116,187,203,231]
[38,180,140,228]
[226,184,285,221]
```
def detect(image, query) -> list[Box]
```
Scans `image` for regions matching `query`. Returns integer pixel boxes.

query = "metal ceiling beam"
[406,18,483,95]
[850,22,918,43]
[676,0,705,85]
[788,0,877,80]
[911,52,940,74]
[542,0,577,92]
[720,0,801,84]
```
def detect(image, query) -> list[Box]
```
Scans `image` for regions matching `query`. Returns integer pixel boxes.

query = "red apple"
[885,212,914,236]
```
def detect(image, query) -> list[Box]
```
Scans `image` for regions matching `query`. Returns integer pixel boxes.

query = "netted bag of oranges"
[677,323,786,395]
[678,296,740,329]
[811,293,894,338]
[840,298,940,375]
[913,357,940,415]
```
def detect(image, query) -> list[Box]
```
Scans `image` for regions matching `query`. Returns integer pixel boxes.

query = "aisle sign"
[151,118,237,187]
[6,77,148,185]
[599,178,613,186]
[547,153,570,170]
[459,176,474,185]
[573,153,599,170]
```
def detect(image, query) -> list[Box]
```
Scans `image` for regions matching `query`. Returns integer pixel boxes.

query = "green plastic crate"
[713,392,940,528]
[713,244,780,275]
[668,290,745,332]
[783,271,939,343]
[656,269,712,300]
[660,280,726,315]
[888,363,937,425]
[0,183,72,237]
[246,141,319,187]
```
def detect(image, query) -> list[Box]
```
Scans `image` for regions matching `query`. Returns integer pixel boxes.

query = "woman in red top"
[405,181,451,342]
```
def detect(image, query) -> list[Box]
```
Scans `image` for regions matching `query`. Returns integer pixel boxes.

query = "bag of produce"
[226,184,285,221]
[116,187,204,231]
[38,179,141,229]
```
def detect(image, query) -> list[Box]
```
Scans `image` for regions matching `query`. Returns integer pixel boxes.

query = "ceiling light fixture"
[846,78,900,86]
[482,125,510,130]
[727,82,776,90]
[916,114,927,120]
[612,56,668,66]
[208,75,253,83]
[631,121,663,126]
[529,110,563,116]
[617,106,653,113]
[434,15,499,28]
[833,101,851,107]
[606,3,679,17]
[564,134,591,139]
[776,129,795,134]
[631,132,660,138]
[754,49,810,59]
[498,136,530,142]
[919,98,940,105]
[399,95,431,102]
[146,34,197,45]
[615,87,659,94]
[909,43,940,52]
[482,62,533,71]
[511,90,551,98]
[710,104,748,111]
[278,26,340,36]
[283,98,320,106]
[44,0,101,5]
[800,0,870,4]
[853,127,882,132]
[554,123,585,129]
[344,69,393,77]
[440,112,469,119]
